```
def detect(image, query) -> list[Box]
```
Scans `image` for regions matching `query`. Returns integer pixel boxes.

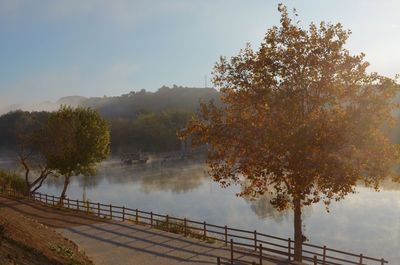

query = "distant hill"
[81,86,220,119]
[1,86,220,118]
[57,95,87,106]
[0,86,221,153]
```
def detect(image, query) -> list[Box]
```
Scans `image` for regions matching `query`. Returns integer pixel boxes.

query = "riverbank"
[0,208,93,265]
[0,194,285,265]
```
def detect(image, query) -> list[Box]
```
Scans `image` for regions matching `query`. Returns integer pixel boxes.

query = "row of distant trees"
[0,107,193,201]
[109,110,193,153]
[0,109,193,154]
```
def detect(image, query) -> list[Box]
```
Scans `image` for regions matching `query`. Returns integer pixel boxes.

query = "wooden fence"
[0,188,388,265]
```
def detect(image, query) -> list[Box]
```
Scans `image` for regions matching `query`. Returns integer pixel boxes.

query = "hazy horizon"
[1,0,399,107]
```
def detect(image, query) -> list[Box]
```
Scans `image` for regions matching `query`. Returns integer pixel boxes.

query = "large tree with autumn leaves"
[182,4,399,262]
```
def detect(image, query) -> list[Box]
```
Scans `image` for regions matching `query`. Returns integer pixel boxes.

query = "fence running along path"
[0,188,388,265]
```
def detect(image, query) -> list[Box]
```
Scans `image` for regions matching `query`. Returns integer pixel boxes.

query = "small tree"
[40,106,110,203]
[10,111,53,194]
[17,137,53,194]
[182,4,399,262]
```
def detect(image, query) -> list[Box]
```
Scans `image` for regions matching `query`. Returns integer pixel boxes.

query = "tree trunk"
[31,175,47,194]
[293,197,303,262]
[20,158,31,193]
[59,175,70,205]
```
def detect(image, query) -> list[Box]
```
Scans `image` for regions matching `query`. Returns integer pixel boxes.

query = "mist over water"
[12,158,396,262]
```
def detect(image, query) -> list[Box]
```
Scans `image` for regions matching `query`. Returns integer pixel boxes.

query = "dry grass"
[0,208,93,265]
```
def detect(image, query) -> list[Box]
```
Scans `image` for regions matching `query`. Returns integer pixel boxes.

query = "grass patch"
[49,244,91,265]
[0,169,28,194]
[49,244,75,259]
[206,237,216,244]
[153,217,217,243]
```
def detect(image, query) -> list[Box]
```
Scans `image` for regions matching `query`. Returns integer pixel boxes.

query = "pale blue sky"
[0,0,399,106]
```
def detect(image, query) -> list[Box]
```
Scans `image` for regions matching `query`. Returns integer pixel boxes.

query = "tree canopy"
[109,110,193,153]
[40,106,110,201]
[0,110,50,150]
[183,4,399,261]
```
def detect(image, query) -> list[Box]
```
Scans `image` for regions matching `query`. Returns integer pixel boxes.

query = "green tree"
[0,110,50,149]
[108,110,193,153]
[0,110,53,194]
[40,106,110,202]
[183,4,399,262]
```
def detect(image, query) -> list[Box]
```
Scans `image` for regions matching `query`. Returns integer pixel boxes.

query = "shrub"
[0,169,28,194]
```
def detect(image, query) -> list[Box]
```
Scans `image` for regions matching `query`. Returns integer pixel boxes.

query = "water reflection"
[1,158,399,262]
[101,159,209,194]
[247,196,289,223]
[44,158,209,194]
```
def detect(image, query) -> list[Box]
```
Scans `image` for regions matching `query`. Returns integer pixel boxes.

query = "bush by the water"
[0,170,28,194]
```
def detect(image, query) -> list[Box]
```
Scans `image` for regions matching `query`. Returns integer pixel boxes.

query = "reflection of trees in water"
[15,156,400,195]
[42,175,64,189]
[374,178,400,191]
[246,194,313,241]
[99,159,209,194]
[244,191,312,226]
[247,196,289,223]
[77,174,103,190]
[139,164,208,193]
[42,172,104,191]
[42,159,209,194]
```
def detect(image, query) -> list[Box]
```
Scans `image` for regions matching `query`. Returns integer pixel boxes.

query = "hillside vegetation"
[0,86,220,154]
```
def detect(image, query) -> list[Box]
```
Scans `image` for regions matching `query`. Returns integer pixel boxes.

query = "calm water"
[2,158,399,262]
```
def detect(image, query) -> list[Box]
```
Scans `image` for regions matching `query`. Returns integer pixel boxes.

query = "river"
[1,157,399,262]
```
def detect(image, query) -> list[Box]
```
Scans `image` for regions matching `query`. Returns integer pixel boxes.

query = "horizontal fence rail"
[0,187,388,265]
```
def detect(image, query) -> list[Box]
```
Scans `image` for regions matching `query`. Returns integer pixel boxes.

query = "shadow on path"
[0,195,287,265]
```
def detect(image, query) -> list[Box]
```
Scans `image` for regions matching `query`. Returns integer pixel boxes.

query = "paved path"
[0,195,288,265]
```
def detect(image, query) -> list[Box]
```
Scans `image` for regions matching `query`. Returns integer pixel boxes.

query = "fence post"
[122,206,125,221]
[52,195,54,206]
[230,239,234,265]
[97,202,100,217]
[203,221,207,240]
[322,245,327,265]
[288,238,291,261]
[67,198,70,209]
[39,193,42,202]
[217,257,220,265]
[151,212,153,228]
[224,225,228,246]
[135,209,138,224]
[109,204,112,219]
[86,201,89,214]
[359,254,363,265]
[184,218,187,236]
[314,255,317,265]
[76,200,79,211]
[45,194,48,204]
[259,243,263,265]
[166,215,169,232]
[254,230,257,251]
[381,258,385,265]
